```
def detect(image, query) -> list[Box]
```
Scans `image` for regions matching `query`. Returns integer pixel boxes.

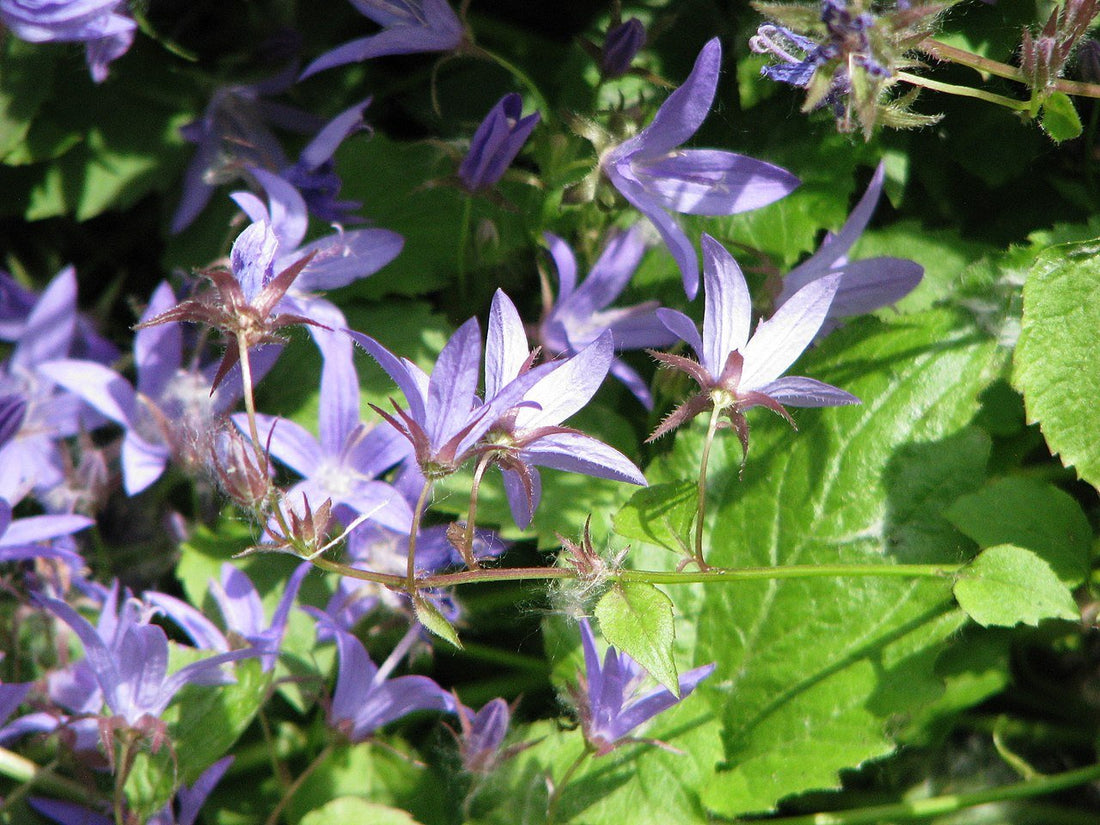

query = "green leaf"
[414,595,463,649]
[640,309,1000,817]
[0,40,57,161]
[953,544,1078,627]
[300,798,423,825]
[612,481,697,555]
[594,583,679,694]
[1040,92,1083,143]
[945,477,1091,586]
[1014,240,1100,490]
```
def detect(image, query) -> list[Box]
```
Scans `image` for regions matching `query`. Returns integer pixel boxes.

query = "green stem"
[407,480,435,593]
[311,558,963,590]
[732,761,1100,825]
[461,454,492,569]
[547,747,592,824]
[264,743,335,825]
[895,71,1030,112]
[474,46,553,122]
[695,404,723,569]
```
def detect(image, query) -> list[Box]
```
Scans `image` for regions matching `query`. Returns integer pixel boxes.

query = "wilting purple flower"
[347,317,554,480]
[540,227,678,407]
[38,585,259,731]
[300,0,465,79]
[774,162,923,332]
[149,563,310,672]
[600,17,646,78]
[480,290,646,528]
[457,94,540,192]
[40,281,280,494]
[454,697,511,772]
[232,327,414,533]
[601,38,800,299]
[172,65,323,234]
[649,235,859,453]
[0,0,135,82]
[0,498,90,566]
[31,755,233,825]
[322,622,455,742]
[575,619,714,755]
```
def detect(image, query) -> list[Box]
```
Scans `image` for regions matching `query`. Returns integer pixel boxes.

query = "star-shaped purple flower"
[539,226,678,408]
[650,234,859,454]
[575,618,714,755]
[300,0,465,79]
[601,38,800,299]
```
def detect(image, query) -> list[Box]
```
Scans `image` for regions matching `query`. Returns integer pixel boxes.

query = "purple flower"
[600,17,646,78]
[31,755,233,825]
[38,585,259,731]
[454,697,512,772]
[300,0,465,79]
[322,622,455,742]
[457,93,540,192]
[231,327,414,533]
[0,395,25,452]
[0,0,135,82]
[575,619,714,755]
[540,226,678,407]
[649,234,859,453]
[0,270,117,364]
[601,38,800,299]
[346,317,554,480]
[40,281,281,495]
[148,563,310,672]
[774,162,923,331]
[480,290,646,528]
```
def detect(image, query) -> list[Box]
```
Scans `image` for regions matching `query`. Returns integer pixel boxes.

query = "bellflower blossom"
[0,0,135,82]
[38,585,260,740]
[457,93,540,192]
[300,0,465,79]
[321,622,456,742]
[774,162,923,332]
[575,619,714,755]
[40,281,281,495]
[650,235,859,453]
[0,497,90,566]
[231,326,415,533]
[453,697,513,773]
[346,318,555,481]
[601,38,800,299]
[480,290,647,529]
[540,226,678,408]
[0,270,117,364]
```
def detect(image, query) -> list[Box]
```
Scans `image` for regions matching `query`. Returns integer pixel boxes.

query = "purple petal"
[624,38,721,159]
[2,513,93,546]
[520,432,646,486]
[29,798,112,825]
[569,226,647,315]
[40,596,122,705]
[350,675,455,739]
[0,395,27,450]
[346,330,428,424]
[239,412,321,478]
[608,661,715,741]
[213,564,265,637]
[145,591,230,652]
[37,360,136,427]
[300,98,370,170]
[177,756,234,825]
[135,282,183,401]
[608,358,654,409]
[755,375,859,408]
[250,168,309,252]
[291,229,404,292]
[579,618,603,702]
[814,161,885,270]
[426,317,482,447]
[634,150,800,215]
[338,480,415,532]
[501,465,541,529]
[120,433,170,496]
[515,332,613,428]
[13,266,77,370]
[484,290,531,399]
[740,274,840,390]
[231,222,279,304]
[656,309,704,360]
[544,233,578,299]
[331,628,379,724]
[701,235,752,376]
[317,331,360,455]
[815,258,924,318]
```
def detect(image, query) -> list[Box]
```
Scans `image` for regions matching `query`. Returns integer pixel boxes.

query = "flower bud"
[600,18,646,78]
[212,428,272,510]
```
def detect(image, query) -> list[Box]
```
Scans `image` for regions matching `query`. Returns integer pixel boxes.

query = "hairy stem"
[694,404,722,570]
[263,743,335,825]
[407,479,436,593]
[896,71,1030,111]
[460,454,492,569]
[918,38,1100,99]
[547,746,592,824]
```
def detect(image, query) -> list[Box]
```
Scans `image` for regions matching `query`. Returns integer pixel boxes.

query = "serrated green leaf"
[300,798,423,825]
[945,477,1090,586]
[414,595,463,648]
[594,583,678,694]
[640,309,1000,817]
[1040,92,1083,143]
[612,481,697,555]
[1014,240,1100,490]
[953,544,1078,627]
